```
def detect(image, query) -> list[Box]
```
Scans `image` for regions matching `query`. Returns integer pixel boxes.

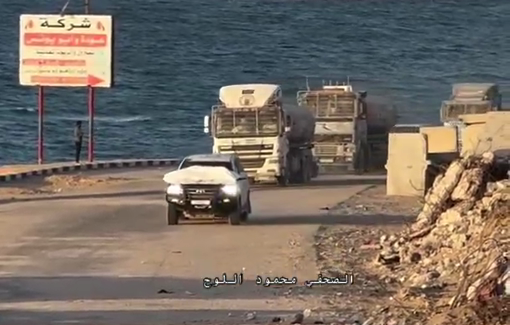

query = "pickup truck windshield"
[179,160,233,171]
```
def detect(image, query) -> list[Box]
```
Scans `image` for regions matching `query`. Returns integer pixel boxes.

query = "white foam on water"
[53,115,153,123]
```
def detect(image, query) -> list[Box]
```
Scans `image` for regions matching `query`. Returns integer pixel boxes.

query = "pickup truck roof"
[184,154,234,163]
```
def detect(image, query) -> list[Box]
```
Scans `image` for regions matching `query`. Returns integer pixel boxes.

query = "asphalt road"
[0,168,386,325]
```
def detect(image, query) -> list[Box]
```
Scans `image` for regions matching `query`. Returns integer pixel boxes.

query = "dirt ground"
[313,170,509,325]
[312,186,424,322]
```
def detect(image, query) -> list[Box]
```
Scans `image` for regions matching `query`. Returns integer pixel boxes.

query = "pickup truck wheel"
[166,203,179,225]
[229,209,241,225]
[240,211,249,222]
[240,195,250,222]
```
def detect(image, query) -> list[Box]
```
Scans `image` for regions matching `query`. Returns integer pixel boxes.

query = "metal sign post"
[38,86,44,164]
[85,0,95,162]
[19,3,113,165]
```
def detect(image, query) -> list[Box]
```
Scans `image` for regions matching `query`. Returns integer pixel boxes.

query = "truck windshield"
[441,102,491,121]
[214,108,280,137]
[314,134,353,143]
[179,160,233,171]
[301,94,355,118]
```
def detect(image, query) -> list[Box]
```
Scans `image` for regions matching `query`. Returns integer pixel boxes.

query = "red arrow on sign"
[87,75,104,86]
[30,75,104,86]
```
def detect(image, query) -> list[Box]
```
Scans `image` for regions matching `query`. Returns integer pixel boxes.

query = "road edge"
[0,159,179,183]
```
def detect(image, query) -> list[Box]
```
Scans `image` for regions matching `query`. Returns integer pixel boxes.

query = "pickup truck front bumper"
[165,192,240,216]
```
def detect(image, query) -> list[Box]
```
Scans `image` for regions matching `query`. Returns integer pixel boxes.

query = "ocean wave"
[0,107,37,113]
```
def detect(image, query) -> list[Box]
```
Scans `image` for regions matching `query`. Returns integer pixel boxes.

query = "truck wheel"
[166,203,179,225]
[302,160,311,183]
[277,169,288,187]
[354,155,363,174]
[294,162,306,184]
[304,166,310,183]
[312,160,319,178]
[229,209,242,225]
[364,144,371,172]
[354,143,366,175]
[277,176,287,186]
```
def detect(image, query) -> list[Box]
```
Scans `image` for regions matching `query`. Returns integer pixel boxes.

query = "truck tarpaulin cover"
[163,166,238,185]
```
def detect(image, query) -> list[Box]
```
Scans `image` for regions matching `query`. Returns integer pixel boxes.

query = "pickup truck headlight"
[221,184,239,196]
[166,184,183,195]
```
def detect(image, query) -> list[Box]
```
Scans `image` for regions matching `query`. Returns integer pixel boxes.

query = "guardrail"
[0,159,180,182]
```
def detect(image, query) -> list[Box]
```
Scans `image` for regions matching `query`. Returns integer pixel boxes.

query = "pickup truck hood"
[163,166,238,185]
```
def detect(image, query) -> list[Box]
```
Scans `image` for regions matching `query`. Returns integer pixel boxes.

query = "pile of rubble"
[374,152,509,325]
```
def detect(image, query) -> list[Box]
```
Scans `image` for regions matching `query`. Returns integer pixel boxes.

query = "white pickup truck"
[163,154,252,225]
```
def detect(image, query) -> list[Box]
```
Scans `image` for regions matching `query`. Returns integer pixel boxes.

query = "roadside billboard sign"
[19,14,113,88]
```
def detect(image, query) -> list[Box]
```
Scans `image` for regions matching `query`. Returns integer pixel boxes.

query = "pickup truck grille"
[182,184,221,200]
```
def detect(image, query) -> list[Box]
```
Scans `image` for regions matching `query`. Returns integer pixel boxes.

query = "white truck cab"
[204,83,316,186]
[163,154,251,225]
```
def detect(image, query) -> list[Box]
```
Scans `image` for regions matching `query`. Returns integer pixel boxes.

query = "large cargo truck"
[440,83,502,150]
[204,83,317,186]
[297,81,397,173]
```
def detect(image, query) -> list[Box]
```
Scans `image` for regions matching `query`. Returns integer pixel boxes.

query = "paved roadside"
[0,159,180,182]
[0,162,72,176]
[0,174,375,325]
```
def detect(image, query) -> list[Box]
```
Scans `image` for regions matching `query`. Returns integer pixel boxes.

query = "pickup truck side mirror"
[237,172,248,180]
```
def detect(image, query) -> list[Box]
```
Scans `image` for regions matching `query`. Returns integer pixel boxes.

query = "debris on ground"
[372,153,509,325]
[45,175,127,190]
[245,311,257,321]
[314,153,509,325]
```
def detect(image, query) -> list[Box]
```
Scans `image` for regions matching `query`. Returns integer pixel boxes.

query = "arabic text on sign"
[39,18,92,31]
[25,67,87,74]
[22,59,86,67]
[30,76,90,85]
[23,33,107,47]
